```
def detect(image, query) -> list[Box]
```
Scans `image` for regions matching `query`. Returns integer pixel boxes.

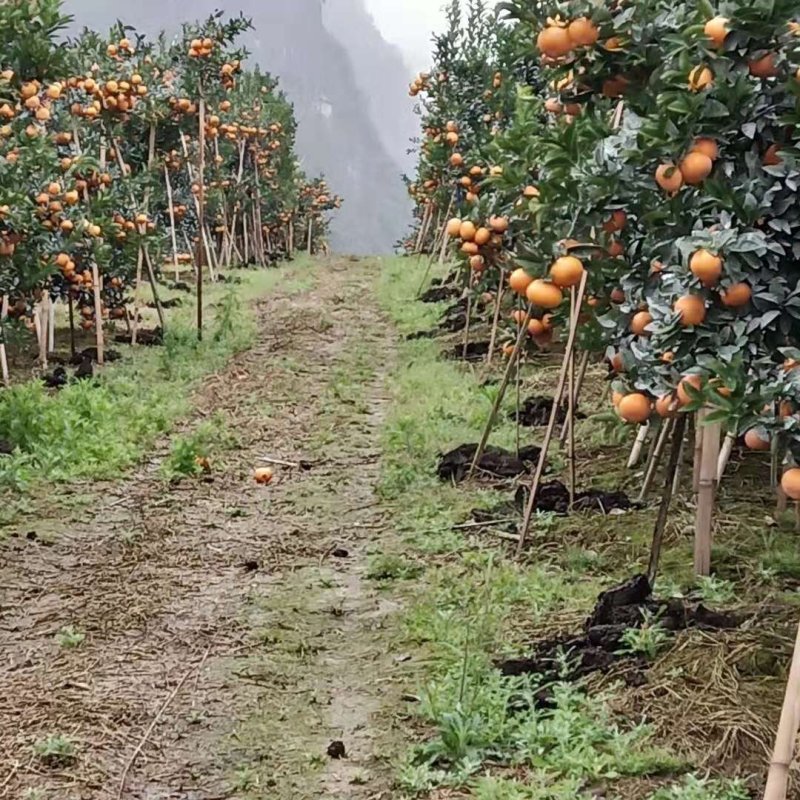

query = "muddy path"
[0,257,411,799]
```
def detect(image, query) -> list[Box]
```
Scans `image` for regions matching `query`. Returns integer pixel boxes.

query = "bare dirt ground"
[0,257,412,799]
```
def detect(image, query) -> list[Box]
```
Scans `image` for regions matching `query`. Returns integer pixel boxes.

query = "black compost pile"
[514,481,632,515]
[499,575,740,685]
[510,396,588,427]
[115,328,164,346]
[446,341,492,362]
[438,443,542,483]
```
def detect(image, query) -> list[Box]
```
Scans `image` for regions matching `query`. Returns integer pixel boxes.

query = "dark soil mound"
[420,280,459,303]
[438,443,542,483]
[511,396,587,427]
[115,328,163,347]
[514,480,632,515]
[70,347,121,364]
[499,575,741,685]
[446,341,491,362]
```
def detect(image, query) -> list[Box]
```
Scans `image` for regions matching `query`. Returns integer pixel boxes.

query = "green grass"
[376,257,755,800]
[0,263,309,496]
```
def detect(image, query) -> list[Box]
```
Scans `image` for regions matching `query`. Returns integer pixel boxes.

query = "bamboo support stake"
[67,292,75,358]
[638,418,675,503]
[717,431,735,481]
[91,265,104,365]
[695,408,721,577]
[48,297,55,353]
[436,193,455,266]
[647,414,688,584]
[0,295,9,387]
[468,303,533,478]
[307,217,313,256]
[197,97,206,340]
[130,248,144,346]
[515,297,523,457]
[517,271,589,554]
[462,272,474,360]
[763,618,800,800]
[693,415,703,494]
[559,350,590,445]
[627,423,650,468]
[413,204,431,254]
[567,287,577,508]
[34,306,45,367]
[672,429,687,495]
[164,166,181,281]
[179,130,215,275]
[486,270,506,365]
[108,132,165,331]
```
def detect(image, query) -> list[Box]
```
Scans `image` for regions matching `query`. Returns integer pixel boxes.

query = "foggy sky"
[364,0,446,71]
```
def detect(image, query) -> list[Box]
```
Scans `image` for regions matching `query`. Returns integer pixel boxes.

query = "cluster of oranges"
[188,37,216,59]
[408,72,431,97]
[67,67,148,120]
[536,16,599,60]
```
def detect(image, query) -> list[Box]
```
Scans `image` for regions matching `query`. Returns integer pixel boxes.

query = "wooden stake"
[33,306,44,367]
[108,131,165,331]
[67,292,76,358]
[468,303,533,478]
[130,247,144,346]
[164,165,181,282]
[693,415,703,494]
[628,423,650,468]
[647,414,688,584]
[695,408,721,577]
[47,297,55,353]
[414,204,431,254]
[462,271,474,360]
[91,264,104,366]
[197,97,206,341]
[672,428,687,495]
[487,270,506,365]
[307,217,313,256]
[0,295,9,387]
[517,272,589,554]
[638,418,675,503]
[763,618,800,800]
[567,288,577,508]
[717,431,735,481]
[559,350,590,445]
[515,297,523,457]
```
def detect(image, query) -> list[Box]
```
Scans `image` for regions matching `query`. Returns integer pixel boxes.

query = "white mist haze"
[364,0,447,71]
[62,0,439,253]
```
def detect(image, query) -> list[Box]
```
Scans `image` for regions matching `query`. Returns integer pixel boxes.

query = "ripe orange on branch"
[509,268,533,296]
[656,163,683,193]
[618,393,652,424]
[674,294,706,326]
[690,249,723,287]
[549,255,584,288]
[720,282,751,307]
[704,17,729,47]
[680,152,713,185]
[631,311,653,336]
[688,65,714,91]
[537,25,572,58]
[526,279,563,309]
[781,469,800,501]
[567,17,599,47]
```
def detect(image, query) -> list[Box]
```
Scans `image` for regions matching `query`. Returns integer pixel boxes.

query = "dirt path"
[0,257,410,799]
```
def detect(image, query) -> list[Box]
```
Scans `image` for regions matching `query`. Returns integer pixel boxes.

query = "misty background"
[62,0,446,254]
